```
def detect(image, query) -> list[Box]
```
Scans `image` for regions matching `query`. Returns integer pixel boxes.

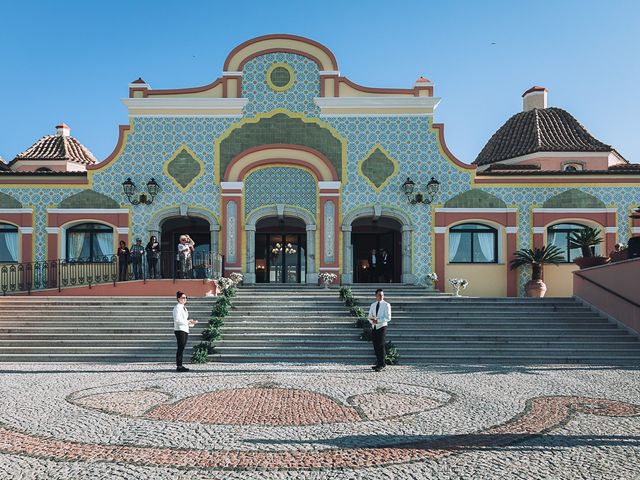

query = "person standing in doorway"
[146,235,160,279]
[368,248,379,283]
[117,240,130,281]
[130,238,145,280]
[380,249,392,283]
[173,290,198,372]
[178,235,194,279]
[368,288,391,371]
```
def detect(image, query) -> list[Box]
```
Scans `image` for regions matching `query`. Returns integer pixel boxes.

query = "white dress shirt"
[173,303,190,333]
[368,300,391,330]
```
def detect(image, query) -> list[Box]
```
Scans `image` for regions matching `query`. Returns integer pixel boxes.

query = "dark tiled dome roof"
[13,128,97,165]
[474,107,616,166]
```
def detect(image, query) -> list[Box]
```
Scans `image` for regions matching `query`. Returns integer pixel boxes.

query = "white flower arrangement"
[426,272,438,285]
[448,278,469,296]
[229,272,244,285]
[215,276,235,292]
[318,272,338,287]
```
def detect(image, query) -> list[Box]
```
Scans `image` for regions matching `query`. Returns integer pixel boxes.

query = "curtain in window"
[449,232,462,262]
[95,232,113,258]
[476,232,495,262]
[68,232,86,259]
[0,231,18,262]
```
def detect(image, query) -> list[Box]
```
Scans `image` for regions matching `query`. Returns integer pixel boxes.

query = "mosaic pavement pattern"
[0,363,639,479]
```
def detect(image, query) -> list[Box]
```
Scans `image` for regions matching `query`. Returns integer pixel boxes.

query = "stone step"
[219,332,635,341]
[215,340,640,350]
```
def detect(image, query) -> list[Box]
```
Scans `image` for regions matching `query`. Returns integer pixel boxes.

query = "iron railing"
[0,250,224,295]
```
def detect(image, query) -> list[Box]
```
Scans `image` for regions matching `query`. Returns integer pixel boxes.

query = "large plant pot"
[525,279,547,298]
[574,256,610,269]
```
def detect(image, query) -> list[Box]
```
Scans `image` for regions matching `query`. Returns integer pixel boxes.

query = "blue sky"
[1,0,639,165]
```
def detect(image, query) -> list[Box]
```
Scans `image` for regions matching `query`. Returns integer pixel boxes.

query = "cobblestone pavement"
[0,363,639,479]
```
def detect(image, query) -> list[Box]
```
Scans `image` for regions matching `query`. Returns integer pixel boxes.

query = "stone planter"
[525,279,547,298]
[574,256,610,269]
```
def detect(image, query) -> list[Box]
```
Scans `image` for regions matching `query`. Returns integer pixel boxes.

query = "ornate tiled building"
[0,35,638,296]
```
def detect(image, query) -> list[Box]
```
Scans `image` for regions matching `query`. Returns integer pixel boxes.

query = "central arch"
[244,205,317,284]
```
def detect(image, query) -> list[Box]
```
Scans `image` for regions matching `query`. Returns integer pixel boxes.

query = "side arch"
[341,205,414,284]
[147,206,221,254]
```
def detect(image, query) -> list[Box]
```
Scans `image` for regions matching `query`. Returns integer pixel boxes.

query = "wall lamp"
[401,176,440,205]
[122,178,159,205]
[631,206,640,219]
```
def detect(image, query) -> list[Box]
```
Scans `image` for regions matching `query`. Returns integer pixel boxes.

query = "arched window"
[449,223,498,263]
[0,223,19,262]
[66,223,113,261]
[547,223,597,262]
[35,167,52,172]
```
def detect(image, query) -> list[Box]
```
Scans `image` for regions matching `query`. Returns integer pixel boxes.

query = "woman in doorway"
[178,235,195,279]
[117,240,130,281]
[146,235,160,279]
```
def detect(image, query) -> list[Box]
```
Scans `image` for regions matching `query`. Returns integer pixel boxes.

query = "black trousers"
[372,325,387,367]
[175,331,188,367]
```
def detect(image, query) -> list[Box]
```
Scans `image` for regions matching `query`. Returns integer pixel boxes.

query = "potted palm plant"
[569,226,610,269]
[510,245,565,297]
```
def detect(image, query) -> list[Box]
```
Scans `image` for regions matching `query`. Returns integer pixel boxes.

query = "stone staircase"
[0,297,212,362]
[211,285,371,363]
[1,286,639,365]
[347,285,640,365]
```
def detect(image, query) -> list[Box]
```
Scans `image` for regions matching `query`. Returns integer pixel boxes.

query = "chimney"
[522,86,547,111]
[56,123,71,137]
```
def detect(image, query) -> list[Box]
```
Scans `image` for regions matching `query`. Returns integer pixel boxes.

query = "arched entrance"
[341,206,414,284]
[244,205,317,285]
[351,217,402,283]
[255,216,307,283]
[160,216,211,278]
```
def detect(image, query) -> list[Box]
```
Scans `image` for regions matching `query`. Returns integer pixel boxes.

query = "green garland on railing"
[192,275,241,363]
[337,286,399,365]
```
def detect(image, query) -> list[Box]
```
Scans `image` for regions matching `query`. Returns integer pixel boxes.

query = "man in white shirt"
[173,290,198,372]
[368,288,391,371]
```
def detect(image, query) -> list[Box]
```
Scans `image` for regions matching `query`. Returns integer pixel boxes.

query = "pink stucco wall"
[573,258,640,334]
[511,153,614,171]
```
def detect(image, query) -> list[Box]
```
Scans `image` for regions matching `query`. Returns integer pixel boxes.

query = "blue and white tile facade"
[1,51,637,294]
[244,167,316,217]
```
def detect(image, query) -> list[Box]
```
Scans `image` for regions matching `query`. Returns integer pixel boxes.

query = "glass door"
[260,233,306,283]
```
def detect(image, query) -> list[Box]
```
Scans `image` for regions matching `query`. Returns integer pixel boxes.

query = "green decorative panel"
[0,192,22,208]
[271,67,291,86]
[58,190,119,208]
[219,113,343,181]
[543,189,605,208]
[359,147,397,190]
[444,190,507,208]
[166,147,203,191]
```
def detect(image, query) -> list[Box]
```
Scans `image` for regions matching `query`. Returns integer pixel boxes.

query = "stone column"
[210,226,220,254]
[341,226,352,284]
[244,225,256,284]
[401,226,415,284]
[306,224,317,284]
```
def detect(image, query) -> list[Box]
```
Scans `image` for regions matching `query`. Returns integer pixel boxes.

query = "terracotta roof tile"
[13,134,97,165]
[474,107,620,166]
